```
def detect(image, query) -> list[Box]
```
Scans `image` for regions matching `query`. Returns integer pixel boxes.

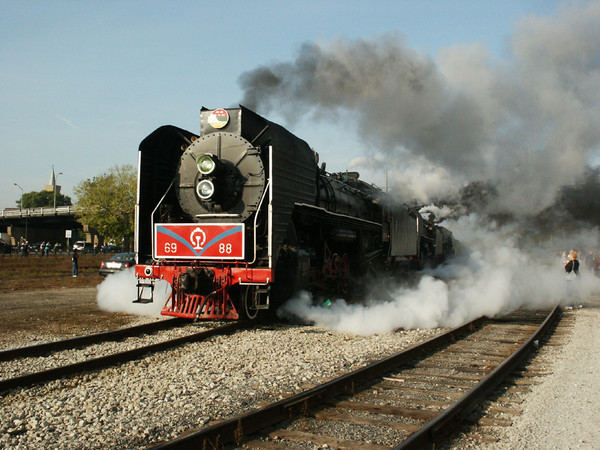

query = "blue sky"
[0,0,566,208]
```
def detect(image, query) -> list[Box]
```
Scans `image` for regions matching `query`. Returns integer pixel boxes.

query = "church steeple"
[44,166,61,193]
[50,166,56,187]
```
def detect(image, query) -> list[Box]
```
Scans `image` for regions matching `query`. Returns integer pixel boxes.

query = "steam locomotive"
[134,106,454,319]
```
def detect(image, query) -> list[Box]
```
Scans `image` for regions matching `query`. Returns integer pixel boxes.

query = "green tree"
[20,190,72,208]
[74,165,136,246]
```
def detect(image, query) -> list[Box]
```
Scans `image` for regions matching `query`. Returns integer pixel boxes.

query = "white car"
[73,241,93,253]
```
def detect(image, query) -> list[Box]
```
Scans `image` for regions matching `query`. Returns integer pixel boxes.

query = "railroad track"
[0,318,188,361]
[151,306,561,449]
[0,321,249,393]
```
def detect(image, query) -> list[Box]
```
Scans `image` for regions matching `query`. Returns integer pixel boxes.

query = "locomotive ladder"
[134,278,155,304]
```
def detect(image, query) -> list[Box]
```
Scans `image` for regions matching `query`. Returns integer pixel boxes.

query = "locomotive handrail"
[294,203,382,227]
[195,213,241,218]
[267,145,273,268]
[248,176,271,266]
[150,177,178,261]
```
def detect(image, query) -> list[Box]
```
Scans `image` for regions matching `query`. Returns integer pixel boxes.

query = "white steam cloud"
[97,268,169,317]
[277,216,600,335]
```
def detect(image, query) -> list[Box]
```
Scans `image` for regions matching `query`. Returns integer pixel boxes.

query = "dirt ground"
[0,254,141,347]
[0,253,105,291]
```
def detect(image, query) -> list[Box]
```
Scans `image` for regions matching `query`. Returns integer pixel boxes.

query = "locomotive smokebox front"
[176,132,266,222]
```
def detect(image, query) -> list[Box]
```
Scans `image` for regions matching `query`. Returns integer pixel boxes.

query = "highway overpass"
[0,206,94,249]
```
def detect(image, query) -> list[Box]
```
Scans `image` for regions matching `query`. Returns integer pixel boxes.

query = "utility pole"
[13,183,28,243]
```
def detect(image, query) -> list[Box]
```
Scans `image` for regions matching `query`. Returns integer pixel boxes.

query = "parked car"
[101,244,120,253]
[99,252,136,276]
[73,241,93,253]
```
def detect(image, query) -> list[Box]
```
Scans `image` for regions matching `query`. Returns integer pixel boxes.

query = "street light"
[14,183,23,211]
[13,182,27,243]
[53,171,63,211]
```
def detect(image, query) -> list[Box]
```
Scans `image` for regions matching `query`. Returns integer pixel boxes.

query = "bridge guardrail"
[0,206,79,218]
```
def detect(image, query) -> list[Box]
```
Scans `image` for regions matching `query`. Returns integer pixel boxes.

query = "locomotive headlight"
[196,179,215,200]
[196,154,216,175]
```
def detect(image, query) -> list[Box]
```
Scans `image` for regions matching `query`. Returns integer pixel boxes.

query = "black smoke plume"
[240,2,600,221]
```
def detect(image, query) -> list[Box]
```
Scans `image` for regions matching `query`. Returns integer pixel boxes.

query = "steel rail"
[149,318,485,449]
[0,322,249,393]
[395,304,561,449]
[0,318,188,361]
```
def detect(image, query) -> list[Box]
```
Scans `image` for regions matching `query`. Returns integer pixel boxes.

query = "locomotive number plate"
[154,223,244,260]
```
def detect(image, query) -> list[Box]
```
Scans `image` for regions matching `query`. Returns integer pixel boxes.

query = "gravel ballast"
[0,288,443,448]
[1,289,598,448]
[1,326,442,448]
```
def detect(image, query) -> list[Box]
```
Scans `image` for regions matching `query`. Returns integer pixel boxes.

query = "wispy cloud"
[56,114,79,130]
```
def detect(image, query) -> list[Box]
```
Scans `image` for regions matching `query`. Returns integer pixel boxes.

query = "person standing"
[72,249,79,278]
[564,250,581,309]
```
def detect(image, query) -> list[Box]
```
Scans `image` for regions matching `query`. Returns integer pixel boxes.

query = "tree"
[20,190,72,208]
[74,165,136,246]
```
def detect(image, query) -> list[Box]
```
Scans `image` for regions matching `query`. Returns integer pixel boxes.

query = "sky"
[0,0,577,211]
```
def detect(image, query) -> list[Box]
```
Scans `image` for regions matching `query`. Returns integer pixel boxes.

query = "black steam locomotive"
[134,106,454,319]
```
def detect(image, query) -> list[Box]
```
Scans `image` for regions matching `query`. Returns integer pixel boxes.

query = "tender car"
[99,252,136,276]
